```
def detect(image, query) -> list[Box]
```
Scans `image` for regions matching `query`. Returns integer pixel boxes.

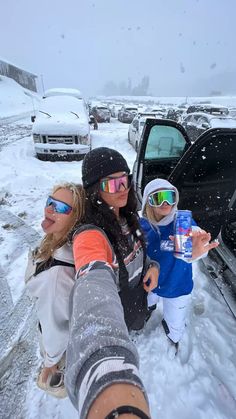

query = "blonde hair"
[36,182,85,261]
[143,202,159,224]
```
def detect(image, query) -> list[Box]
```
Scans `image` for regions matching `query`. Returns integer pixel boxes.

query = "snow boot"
[37,357,67,399]
[162,319,179,357]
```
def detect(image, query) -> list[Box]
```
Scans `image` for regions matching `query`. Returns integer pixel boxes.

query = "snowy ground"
[0,118,236,419]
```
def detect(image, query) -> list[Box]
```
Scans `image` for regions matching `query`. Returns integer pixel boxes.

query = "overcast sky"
[1,0,236,97]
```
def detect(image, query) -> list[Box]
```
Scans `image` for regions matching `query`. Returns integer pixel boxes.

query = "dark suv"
[91,106,111,123]
[186,103,229,115]
[132,118,236,292]
[182,112,236,142]
[118,105,138,123]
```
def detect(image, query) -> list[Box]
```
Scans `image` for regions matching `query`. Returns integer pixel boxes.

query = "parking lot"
[0,116,236,419]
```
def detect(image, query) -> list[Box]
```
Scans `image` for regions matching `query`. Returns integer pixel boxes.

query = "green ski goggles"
[148,189,176,207]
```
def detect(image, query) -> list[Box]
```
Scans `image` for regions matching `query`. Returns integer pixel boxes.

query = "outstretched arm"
[66,229,150,419]
[65,263,150,419]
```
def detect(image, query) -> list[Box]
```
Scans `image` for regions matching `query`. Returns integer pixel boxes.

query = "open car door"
[133,118,191,204]
[169,127,236,239]
[133,119,236,239]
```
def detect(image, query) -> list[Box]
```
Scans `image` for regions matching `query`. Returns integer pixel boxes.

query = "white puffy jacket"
[25,243,75,367]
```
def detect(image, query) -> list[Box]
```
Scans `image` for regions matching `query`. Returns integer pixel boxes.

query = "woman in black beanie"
[65,147,159,419]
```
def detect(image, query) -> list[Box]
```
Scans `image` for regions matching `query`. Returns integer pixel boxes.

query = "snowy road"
[0,120,32,151]
[0,119,236,419]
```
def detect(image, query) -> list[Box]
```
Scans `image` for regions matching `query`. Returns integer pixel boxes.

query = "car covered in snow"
[144,106,167,118]
[110,103,123,118]
[32,95,91,160]
[166,107,186,122]
[181,112,236,142]
[128,113,160,151]
[186,103,229,116]
[132,118,236,289]
[229,107,236,119]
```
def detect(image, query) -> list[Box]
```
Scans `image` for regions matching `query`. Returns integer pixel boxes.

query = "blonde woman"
[140,178,218,352]
[25,182,85,398]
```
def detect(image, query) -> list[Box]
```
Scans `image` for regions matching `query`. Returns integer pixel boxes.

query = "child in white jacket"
[25,182,85,397]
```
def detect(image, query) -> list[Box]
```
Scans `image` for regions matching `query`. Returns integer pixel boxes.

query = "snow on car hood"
[32,96,89,135]
[32,112,89,135]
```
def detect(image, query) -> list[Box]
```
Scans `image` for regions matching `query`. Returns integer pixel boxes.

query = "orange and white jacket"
[73,225,145,288]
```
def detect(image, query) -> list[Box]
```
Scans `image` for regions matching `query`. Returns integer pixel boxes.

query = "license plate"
[57,151,67,157]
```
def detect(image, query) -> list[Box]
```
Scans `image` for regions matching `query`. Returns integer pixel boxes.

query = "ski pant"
[147,292,191,343]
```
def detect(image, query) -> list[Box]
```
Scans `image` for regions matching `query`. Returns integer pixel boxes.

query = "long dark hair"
[82,182,145,258]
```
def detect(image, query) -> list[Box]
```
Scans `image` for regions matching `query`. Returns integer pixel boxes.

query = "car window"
[133,120,139,129]
[192,114,201,123]
[184,115,193,123]
[144,125,186,159]
[198,116,208,124]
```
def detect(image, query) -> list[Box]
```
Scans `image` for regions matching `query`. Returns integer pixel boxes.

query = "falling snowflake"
[210,62,216,69]
[180,62,185,73]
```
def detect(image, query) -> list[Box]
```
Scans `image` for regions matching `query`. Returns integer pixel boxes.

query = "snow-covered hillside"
[0,75,40,122]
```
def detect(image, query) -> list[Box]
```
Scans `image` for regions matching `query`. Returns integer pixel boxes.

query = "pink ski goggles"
[100,174,132,193]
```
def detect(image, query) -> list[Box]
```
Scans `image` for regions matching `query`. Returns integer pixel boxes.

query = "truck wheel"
[36,153,46,161]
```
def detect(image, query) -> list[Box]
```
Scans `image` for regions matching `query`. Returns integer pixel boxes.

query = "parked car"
[182,112,236,142]
[167,107,186,122]
[32,95,91,161]
[186,103,229,116]
[145,106,167,117]
[128,113,159,151]
[110,103,123,118]
[229,107,236,119]
[118,105,138,123]
[91,105,111,122]
[132,118,236,290]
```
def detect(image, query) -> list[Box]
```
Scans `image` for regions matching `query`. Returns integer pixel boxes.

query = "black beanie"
[82,147,130,189]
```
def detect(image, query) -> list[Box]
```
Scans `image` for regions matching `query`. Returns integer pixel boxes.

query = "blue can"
[174,210,192,260]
